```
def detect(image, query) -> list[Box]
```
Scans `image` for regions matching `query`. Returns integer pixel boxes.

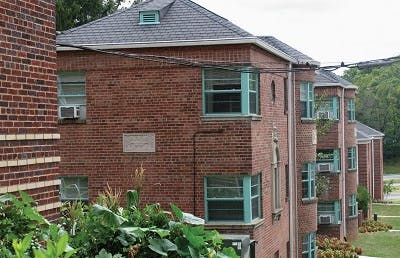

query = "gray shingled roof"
[56,0,253,46]
[356,121,384,141]
[258,36,318,65]
[315,69,357,89]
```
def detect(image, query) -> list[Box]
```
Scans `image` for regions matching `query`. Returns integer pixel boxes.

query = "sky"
[123,0,400,70]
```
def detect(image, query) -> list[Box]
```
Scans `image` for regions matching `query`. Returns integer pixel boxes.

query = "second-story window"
[348,147,357,170]
[203,68,258,115]
[316,149,341,173]
[300,82,314,119]
[348,99,355,121]
[316,97,339,120]
[302,162,316,200]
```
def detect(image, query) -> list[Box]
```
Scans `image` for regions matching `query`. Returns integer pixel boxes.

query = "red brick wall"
[357,143,371,192]
[0,0,59,219]
[295,69,318,256]
[58,44,291,257]
[373,139,384,200]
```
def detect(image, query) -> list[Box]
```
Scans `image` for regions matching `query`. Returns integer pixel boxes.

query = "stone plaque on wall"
[123,133,156,153]
[312,129,318,145]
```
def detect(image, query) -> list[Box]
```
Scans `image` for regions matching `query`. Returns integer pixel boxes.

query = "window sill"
[58,119,86,125]
[205,218,265,231]
[348,215,358,220]
[348,168,357,172]
[201,115,262,121]
[348,120,357,124]
[302,198,318,205]
[301,118,315,124]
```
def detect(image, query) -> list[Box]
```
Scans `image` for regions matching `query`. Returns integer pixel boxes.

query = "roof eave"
[56,37,320,65]
[314,82,357,89]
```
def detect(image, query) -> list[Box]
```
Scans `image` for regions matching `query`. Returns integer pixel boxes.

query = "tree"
[56,0,125,31]
[343,63,400,158]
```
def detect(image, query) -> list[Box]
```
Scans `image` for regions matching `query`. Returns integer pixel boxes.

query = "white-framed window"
[202,68,259,115]
[57,72,86,119]
[60,176,88,201]
[204,174,260,223]
[348,147,357,170]
[302,163,316,200]
[302,232,316,258]
[300,82,314,119]
[349,194,357,217]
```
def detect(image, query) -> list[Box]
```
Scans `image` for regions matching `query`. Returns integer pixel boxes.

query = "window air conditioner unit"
[317,111,332,119]
[317,163,333,172]
[318,215,333,224]
[59,106,80,119]
[221,234,251,258]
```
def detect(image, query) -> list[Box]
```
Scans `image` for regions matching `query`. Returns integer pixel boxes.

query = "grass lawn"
[373,203,400,216]
[385,178,400,184]
[352,231,400,257]
[379,217,400,229]
[384,157,400,174]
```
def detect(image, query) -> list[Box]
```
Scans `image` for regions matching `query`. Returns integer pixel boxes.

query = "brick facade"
[57,44,292,257]
[314,86,358,240]
[0,0,59,219]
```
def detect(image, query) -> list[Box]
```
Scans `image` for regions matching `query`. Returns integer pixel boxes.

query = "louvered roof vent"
[138,0,175,25]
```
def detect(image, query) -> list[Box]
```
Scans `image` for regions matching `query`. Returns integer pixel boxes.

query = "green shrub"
[357,186,371,214]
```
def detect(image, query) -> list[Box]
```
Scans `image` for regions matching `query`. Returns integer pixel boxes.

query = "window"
[302,163,316,200]
[205,174,260,223]
[60,176,88,201]
[348,99,355,121]
[139,11,160,24]
[317,201,341,224]
[316,149,340,173]
[349,194,357,217]
[302,232,316,258]
[271,80,276,102]
[203,68,259,115]
[300,82,314,119]
[272,147,281,212]
[348,147,357,170]
[315,97,339,120]
[57,72,86,119]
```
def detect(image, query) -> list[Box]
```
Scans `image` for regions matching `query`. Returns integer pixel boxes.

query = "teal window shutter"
[348,99,355,121]
[348,147,357,169]
[333,148,340,172]
[300,82,314,119]
[302,162,316,200]
[332,96,339,119]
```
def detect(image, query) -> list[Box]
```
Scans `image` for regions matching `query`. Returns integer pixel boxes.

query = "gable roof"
[56,0,313,64]
[258,36,319,66]
[57,0,252,46]
[315,69,357,89]
[356,121,384,141]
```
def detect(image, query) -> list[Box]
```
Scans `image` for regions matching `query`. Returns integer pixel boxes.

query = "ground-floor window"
[302,232,316,258]
[205,174,260,223]
[60,176,88,201]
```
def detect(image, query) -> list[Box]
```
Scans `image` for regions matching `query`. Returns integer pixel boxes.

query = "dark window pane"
[208,200,244,221]
[251,197,259,219]
[302,182,308,198]
[249,92,257,114]
[205,93,241,113]
[301,102,307,117]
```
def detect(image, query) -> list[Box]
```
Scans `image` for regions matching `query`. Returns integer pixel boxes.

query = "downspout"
[193,129,224,216]
[371,138,375,200]
[288,63,297,258]
[341,88,347,238]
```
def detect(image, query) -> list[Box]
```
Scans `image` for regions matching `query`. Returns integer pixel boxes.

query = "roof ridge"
[179,0,252,37]
[59,1,149,35]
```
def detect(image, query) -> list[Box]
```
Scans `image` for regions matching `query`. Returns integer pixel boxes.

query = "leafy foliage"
[56,0,125,31]
[343,64,400,158]
[383,180,395,197]
[357,186,371,214]
[358,220,392,233]
[317,235,361,258]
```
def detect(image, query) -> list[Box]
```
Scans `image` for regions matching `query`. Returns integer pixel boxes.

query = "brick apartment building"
[56,0,323,256]
[356,121,384,201]
[314,70,359,240]
[0,0,60,219]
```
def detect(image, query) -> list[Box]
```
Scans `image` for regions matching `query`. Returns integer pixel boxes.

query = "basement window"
[60,176,88,202]
[139,11,160,24]
[205,174,260,223]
